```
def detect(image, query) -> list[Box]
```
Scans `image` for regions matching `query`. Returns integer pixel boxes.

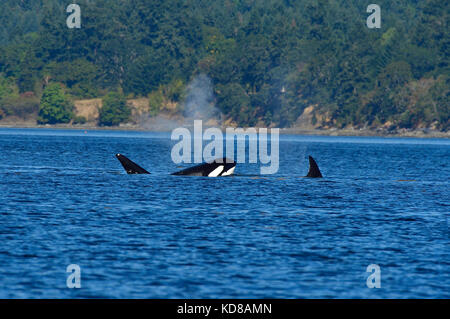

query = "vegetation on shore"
[37,83,73,124]
[0,0,448,130]
[98,92,131,126]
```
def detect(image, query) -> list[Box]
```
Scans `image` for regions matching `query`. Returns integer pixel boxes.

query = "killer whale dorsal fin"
[306,156,323,178]
[115,154,150,174]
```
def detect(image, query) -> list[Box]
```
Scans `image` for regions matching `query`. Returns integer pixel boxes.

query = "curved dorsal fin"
[116,154,150,174]
[306,156,323,178]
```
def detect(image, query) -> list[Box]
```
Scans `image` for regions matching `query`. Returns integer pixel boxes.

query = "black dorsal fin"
[306,156,323,178]
[115,154,150,174]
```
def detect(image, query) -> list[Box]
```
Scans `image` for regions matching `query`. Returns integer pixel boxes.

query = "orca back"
[172,158,236,177]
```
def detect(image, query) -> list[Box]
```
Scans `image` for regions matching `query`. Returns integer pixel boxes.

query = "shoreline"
[0,122,449,139]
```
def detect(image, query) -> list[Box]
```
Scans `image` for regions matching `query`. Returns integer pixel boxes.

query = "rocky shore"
[1,119,448,139]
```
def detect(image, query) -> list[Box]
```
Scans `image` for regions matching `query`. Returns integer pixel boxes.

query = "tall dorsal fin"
[306,156,323,178]
[116,154,150,174]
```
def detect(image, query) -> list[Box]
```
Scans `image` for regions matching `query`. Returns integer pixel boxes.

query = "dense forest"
[0,0,448,130]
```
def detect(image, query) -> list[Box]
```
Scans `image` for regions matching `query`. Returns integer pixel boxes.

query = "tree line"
[0,0,448,130]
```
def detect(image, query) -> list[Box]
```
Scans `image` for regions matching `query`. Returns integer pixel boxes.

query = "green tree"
[216,83,250,125]
[44,59,99,98]
[148,89,164,117]
[0,75,17,101]
[0,0,448,130]
[37,83,73,124]
[98,92,130,126]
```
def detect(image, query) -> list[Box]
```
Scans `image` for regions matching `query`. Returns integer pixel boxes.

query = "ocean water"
[0,128,448,299]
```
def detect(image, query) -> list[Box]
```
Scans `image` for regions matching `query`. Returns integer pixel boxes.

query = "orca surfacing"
[115,154,236,177]
[171,158,236,177]
[115,153,322,178]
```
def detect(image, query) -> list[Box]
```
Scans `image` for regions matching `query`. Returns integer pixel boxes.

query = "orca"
[171,158,236,177]
[116,154,150,174]
[116,153,320,178]
[306,156,323,178]
[115,154,236,177]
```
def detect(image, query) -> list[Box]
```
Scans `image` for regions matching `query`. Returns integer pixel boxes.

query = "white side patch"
[208,165,224,177]
[221,166,235,176]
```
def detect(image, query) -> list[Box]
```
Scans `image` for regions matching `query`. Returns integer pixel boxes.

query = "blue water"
[0,128,448,298]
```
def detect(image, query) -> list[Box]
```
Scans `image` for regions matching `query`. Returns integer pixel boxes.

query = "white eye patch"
[208,165,224,177]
